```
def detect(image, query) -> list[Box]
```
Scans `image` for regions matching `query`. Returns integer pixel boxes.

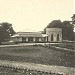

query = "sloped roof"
[12,32,44,37]
[11,34,19,37]
[42,34,48,37]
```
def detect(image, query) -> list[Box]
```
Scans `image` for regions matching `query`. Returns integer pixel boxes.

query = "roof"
[42,34,48,37]
[11,34,19,37]
[12,32,46,38]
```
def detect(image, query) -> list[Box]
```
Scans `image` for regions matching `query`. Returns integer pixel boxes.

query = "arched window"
[51,34,53,41]
[57,34,59,41]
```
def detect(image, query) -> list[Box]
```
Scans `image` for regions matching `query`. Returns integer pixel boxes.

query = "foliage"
[0,22,16,44]
[42,28,46,34]
[62,21,74,40]
[46,20,62,28]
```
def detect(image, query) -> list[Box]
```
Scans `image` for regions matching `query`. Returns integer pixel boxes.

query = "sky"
[0,0,74,32]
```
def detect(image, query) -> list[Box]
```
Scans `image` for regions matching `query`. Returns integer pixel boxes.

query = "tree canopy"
[46,20,62,28]
[43,20,74,41]
[62,21,74,41]
[0,22,16,44]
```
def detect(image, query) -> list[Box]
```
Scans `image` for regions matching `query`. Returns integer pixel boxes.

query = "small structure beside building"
[46,28,62,42]
[11,28,62,43]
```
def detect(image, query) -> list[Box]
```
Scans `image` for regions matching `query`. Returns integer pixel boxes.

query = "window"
[57,34,59,41]
[51,34,53,41]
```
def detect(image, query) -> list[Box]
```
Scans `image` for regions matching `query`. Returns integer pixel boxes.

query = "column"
[33,37,35,42]
[54,34,57,42]
[59,34,62,42]
[39,38,41,42]
[19,37,22,42]
[15,37,17,42]
[48,36,51,42]
[17,37,18,42]
[45,37,47,42]
[26,37,28,42]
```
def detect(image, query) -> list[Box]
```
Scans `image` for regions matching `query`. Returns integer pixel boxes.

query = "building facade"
[12,28,62,43]
[12,32,48,43]
[46,28,62,42]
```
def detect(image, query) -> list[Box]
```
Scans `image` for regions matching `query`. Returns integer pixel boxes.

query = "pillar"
[48,36,51,42]
[18,37,22,42]
[59,34,62,42]
[33,37,35,42]
[39,38,41,42]
[54,34,57,42]
[45,37,47,42]
[26,37,28,42]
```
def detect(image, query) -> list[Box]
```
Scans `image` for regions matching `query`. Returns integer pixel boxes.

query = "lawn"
[0,45,75,67]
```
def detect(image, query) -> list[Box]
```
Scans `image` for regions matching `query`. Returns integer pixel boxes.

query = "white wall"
[46,28,62,42]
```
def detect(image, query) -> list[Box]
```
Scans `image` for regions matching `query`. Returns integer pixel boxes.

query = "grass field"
[0,45,75,67]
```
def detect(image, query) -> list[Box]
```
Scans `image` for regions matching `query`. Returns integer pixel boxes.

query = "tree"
[62,21,74,41]
[42,20,62,34]
[0,22,16,44]
[43,20,74,41]
[47,20,62,28]
[42,28,46,34]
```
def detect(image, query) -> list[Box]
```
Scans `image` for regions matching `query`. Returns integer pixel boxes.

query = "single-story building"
[11,32,48,43]
[11,28,62,43]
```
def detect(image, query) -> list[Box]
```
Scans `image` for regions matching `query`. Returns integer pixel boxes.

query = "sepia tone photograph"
[0,0,75,75]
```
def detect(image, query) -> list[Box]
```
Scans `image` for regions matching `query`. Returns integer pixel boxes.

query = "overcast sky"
[0,0,74,32]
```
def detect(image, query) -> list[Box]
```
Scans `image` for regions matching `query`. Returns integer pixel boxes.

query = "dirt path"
[0,60,74,75]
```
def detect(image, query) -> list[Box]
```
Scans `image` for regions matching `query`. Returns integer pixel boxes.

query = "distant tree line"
[42,20,74,41]
[0,22,16,44]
